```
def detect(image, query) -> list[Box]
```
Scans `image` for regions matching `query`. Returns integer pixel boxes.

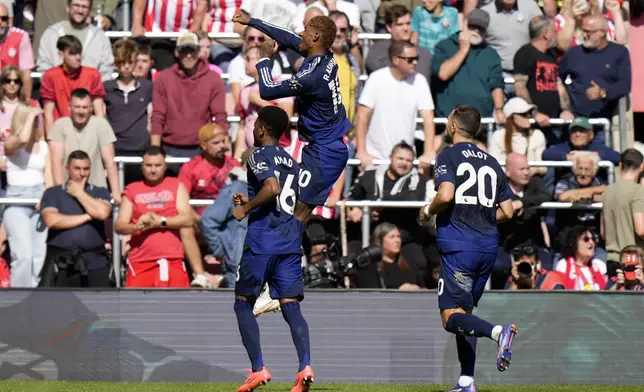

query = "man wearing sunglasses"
[0,2,33,99]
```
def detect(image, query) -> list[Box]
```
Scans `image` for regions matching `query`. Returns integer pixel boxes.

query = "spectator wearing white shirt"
[37,0,115,81]
[3,103,51,288]
[489,97,547,176]
[292,0,361,33]
[355,41,435,174]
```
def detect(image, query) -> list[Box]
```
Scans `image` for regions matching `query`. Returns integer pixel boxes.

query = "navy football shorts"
[438,250,497,311]
[299,138,348,206]
[234,248,304,301]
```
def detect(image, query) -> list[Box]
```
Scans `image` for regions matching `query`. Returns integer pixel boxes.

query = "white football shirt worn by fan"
[358,67,434,160]
[145,0,197,32]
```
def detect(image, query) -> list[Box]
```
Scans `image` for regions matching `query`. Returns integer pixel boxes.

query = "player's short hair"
[308,15,337,50]
[451,105,481,138]
[388,40,414,60]
[198,123,226,143]
[529,15,552,40]
[57,35,83,54]
[70,88,91,101]
[385,4,410,26]
[143,146,167,158]
[391,141,415,157]
[620,148,644,171]
[66,150,90,165]
[113,38,139,64]
[257,106,290,140]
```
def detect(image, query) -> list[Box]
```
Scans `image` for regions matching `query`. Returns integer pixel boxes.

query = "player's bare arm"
[233,177,281,221]
[495,198,515,222]
[426,182,455,217]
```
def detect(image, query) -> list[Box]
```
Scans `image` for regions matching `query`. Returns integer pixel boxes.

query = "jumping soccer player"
[420,105,517,392]
[232,10,350,222]
[232,106,314,392]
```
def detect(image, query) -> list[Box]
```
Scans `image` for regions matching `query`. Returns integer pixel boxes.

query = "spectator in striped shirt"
[0,3,34,99]
[131,0,209,70]
[554,0,627,52]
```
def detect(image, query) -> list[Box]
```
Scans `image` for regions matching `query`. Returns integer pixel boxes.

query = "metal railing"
[0,196,602,288]
[338,200,603,248]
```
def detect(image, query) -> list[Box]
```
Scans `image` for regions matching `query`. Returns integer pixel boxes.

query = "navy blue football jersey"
[249,18,351,144]
[246,146,302,255]
[433,142,513,253]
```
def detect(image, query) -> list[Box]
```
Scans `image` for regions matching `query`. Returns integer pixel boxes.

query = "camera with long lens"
[516,261,535,279]
[302,241,382,288]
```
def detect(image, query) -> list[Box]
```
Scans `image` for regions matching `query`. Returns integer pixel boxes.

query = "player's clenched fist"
[233,192,248,207]
[259,40,280,58]
[232,10,251,25]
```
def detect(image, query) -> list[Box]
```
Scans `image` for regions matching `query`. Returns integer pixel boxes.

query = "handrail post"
[619,97,628,152]
[112,206,121,288]
[123,0,130,31]
[118,161,125,193]
[361,206,371,248]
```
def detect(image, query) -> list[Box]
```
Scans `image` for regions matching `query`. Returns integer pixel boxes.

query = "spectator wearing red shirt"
[150,33,228,162]
[179,123,240,216]
[41,35,106,136]
[0,3,34,99]
[115,146,207,288]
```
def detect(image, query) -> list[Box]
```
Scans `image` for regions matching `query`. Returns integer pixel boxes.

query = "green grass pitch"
[1,382,642,392]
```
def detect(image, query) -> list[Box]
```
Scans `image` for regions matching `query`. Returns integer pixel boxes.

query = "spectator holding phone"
[608,246,644,291]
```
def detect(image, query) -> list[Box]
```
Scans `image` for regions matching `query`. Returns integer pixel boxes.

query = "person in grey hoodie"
[36,0,114,81]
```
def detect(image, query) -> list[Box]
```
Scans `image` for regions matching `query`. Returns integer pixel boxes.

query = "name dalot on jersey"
[462,149,487,160]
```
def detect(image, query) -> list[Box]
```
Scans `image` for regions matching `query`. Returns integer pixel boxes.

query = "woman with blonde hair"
[489,97,547,176]
[0,65,39,172]
[2,102,52,287]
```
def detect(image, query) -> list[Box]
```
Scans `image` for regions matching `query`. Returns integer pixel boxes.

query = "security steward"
[39,150,112,287]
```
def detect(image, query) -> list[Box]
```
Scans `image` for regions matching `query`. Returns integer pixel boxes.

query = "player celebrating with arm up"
[232,106,313,392]
[232,10,350,225]
[420,105,517,392]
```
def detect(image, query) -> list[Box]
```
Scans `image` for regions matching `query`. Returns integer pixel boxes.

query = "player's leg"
[270,253,315,392]
[471,253,517,372]
[234,249,272,391]
[296,140,348,224]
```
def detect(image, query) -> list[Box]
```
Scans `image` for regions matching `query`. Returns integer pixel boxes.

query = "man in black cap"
[430,9,506,126]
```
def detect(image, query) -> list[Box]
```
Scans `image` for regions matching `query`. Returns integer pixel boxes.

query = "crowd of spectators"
[0,0,640,292]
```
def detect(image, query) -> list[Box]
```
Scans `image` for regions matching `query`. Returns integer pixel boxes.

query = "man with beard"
[431,9,506,125]
[115,147,196,288]
[558,13,630,143]
[513,15,574,138]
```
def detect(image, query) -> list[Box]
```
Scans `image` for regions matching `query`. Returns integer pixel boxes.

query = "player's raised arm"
[495,168,515,222]
[255,43,314,101]
[233,10,303,53]
[422,154,456,217]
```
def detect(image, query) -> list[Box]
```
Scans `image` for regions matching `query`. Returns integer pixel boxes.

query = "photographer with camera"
[507,244,567,290]
[302,223,382,289]
[347,141,434,284]
[607,246,644,291]
[354,223,425,291]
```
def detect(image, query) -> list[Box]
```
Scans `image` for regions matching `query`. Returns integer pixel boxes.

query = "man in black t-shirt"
[513,15,574,145]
